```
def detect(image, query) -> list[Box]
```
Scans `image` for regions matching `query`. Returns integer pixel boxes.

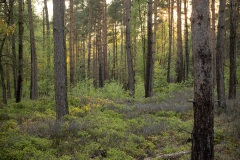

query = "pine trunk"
[229,0,237,99]
[28,0,39,100]
[191,0,214,159]
[53,0,69,120]
[216,0,227,110]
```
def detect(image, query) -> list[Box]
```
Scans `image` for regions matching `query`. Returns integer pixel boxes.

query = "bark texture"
[125,0,135,97]
[145,0,154,97]
[191,0,214,159]
[16,0,24,103]
[216,0,227,110]
[53,0,69,120]
[28,0,38,100]
[229,0,237,99]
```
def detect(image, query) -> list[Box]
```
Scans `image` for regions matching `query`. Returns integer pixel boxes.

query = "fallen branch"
[144,151,191,160]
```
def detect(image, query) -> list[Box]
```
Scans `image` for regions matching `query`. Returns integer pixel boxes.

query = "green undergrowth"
[0,82,239,159]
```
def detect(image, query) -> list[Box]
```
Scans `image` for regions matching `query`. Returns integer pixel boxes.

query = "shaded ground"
[0,88,239,159]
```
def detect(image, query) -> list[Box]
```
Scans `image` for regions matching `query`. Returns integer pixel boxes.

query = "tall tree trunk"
[229,0,237,99]
[87,0,92,79]
[53,0,69,120]
[6,40,11,99]
[216,0,227,110]
[69,0,75,87]
[145,0,154,97]
[16,0,24,103]
[42,7,45,57]
[211,0,216,87]
[184,0,189,79]
[167,0,173,83]
[44,0,51,66]
[28,0,38,100]
[138,0,146,80]
[125,0,135,97]
[9,0,17,98]
[191,1,214,159]
[0,36,7,104]
[102,0,108,80]
[82,40,86,79]
[176,0,183,82]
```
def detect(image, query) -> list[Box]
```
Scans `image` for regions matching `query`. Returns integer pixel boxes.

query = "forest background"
[0,0,239,159]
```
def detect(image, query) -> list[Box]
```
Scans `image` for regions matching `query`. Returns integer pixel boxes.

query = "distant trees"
[191,0,214,159]
[53,0,69,120]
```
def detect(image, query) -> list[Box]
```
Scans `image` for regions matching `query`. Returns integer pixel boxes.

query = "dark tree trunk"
[16,0,24,103]
[229,0,237,99]
[9,0,17,98]
[125,0,135,97]
[0,36,7,104]
[167,0,173,83]
[145,0,154,97]
[211,0,216,87]
[69,0,75,87]
[216,0,227,110]
[102,0,108,80]
[53,0,69,120]
[6,40,11,99]
[87,0,92,79]
[184,0,189,79]
[176,0,183,82]
[191,0,214,159]
[28,0,38,100]
[44,0,51,66]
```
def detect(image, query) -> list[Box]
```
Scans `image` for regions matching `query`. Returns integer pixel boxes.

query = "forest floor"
[0,85,240,160]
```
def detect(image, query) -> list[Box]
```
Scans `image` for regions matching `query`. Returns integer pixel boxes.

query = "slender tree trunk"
[229,0,237,99]
[176,0,183,82]
[6,40,11,99]
[102,0,108,80]
[211,0,216,87]
[145,0,154,97]
[69,0,75,87]
[125,0,135,97]
[0,36,7,104]
[42,7,45,57]
[9,0,17,98]
[28,0,38,100]
[44,0,51,66]
[82,40,86,79]
[184,0,189,79]
[167,0,173,83]
[53,0,69,120]
[191,1,214,159]
[87,0,92,79]
[138,0,146,80]
[16,0,24,103]
[216,0,227,110]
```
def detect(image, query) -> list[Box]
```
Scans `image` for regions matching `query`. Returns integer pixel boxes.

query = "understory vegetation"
[0,80,239,160]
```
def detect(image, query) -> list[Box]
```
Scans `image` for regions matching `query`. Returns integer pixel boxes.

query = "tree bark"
[191,0,214,159]
[229,0,237,99]
[167,0,173,83]
[28,0,39,100]
[125,0,135,97]
[211,0,216,87]
[0,36,7,104]
[53,0,69,120]
[216,0,227,110]
[87,0,92,79]
[69,0,75,87]
[16,0,24,103]
[184,0,189,79]
[176,0,183,82]
[145,0,154,97]
[102,0,108,80]
[44,0,51,66]
[9,0,17,98]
